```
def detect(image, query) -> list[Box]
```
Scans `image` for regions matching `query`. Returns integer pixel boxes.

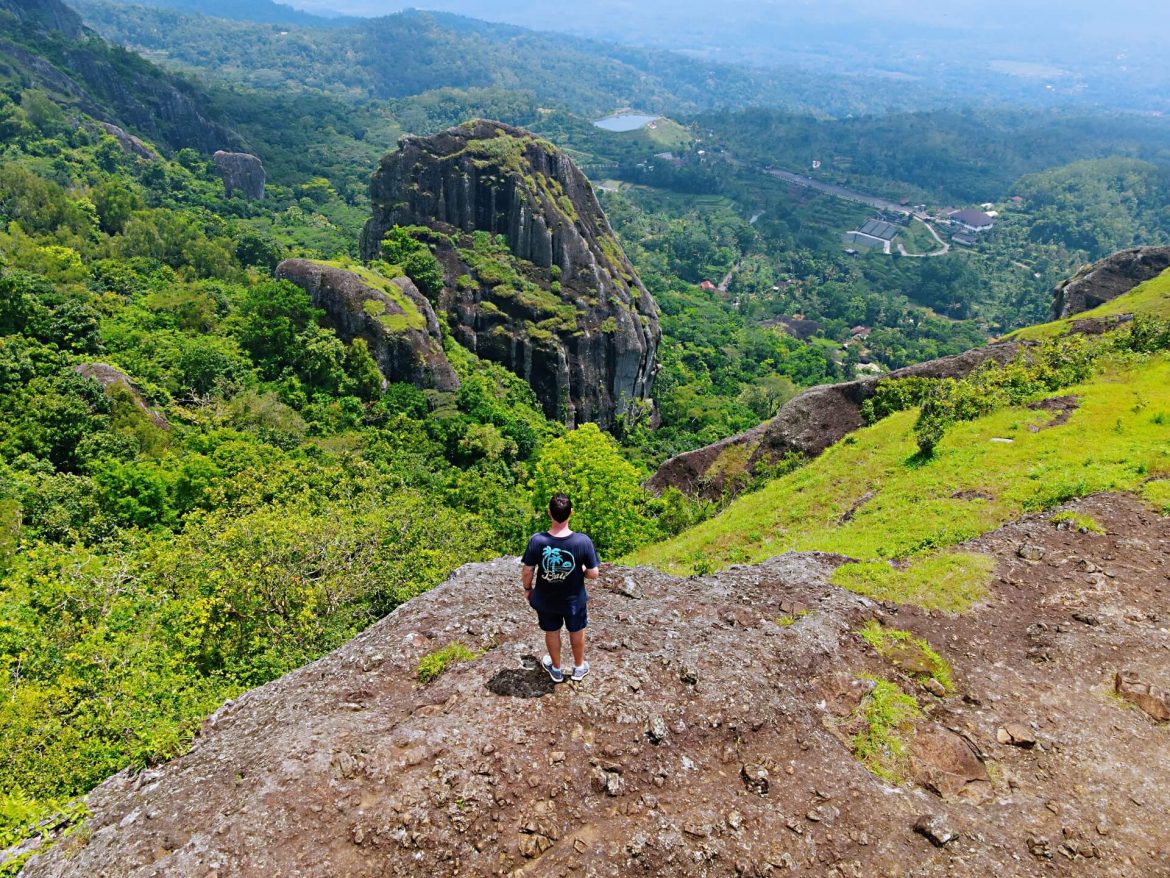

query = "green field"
[625,352,1170,610]
[1007,268,1170,341]
[896,218,945,255]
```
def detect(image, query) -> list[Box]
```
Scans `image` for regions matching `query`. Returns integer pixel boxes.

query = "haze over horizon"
[270,0,1165,110]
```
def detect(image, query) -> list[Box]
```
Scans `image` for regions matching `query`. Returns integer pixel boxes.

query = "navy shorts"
[532,598,588,633]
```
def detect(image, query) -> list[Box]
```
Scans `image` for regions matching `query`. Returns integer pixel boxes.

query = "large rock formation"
[275,259,458,392]
[1050,245,1170,320]
[0,0,85,38]
[94,122,159,161]
[360,120,659,429]
[74,363,168,429]
[213,151,266,200]
[650,341,1022,500]
[16,493,1170,876]
[0,0,241,154]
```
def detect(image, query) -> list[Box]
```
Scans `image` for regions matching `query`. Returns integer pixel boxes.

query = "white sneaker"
[541,654,564,683]
[571,661,590,681]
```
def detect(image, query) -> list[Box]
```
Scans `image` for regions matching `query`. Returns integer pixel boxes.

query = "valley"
[0,0,1168,874]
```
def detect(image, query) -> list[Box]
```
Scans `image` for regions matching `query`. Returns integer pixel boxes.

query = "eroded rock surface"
[19,493,1170,877]
[275,259,458,392]
[360,120,659,428]
[1051,246,1170,320]
[212,151,266,200]
[94,122,158,161]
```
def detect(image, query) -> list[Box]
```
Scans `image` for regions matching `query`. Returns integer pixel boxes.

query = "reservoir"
[593,113,660,132]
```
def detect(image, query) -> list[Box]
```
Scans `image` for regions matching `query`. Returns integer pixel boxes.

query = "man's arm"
[584,539,600,579]
[521,564,535,593]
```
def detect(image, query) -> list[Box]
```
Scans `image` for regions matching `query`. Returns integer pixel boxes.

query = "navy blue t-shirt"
[522,531,599,612]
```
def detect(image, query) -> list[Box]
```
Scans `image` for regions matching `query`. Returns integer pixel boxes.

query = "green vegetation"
[833,553,994,613]
[859,620,954,692]
[529,424,658,556]
[626,350,1170,603]
[417,641,480,684]
[1143,479,1170,514]
[1049,511,1106,534]
[851,679,922,784]
[5,0,1170,851]
[912,336,1096,455]
[1008,269,1170,341]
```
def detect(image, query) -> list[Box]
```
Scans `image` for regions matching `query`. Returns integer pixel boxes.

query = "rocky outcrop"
[74,363,169,429]
[0,0,86,39]
[17,493,1170,877]
[1051,245,1170,320]
[650,341,1021,500]
[94,122,159,161]
[360,120,659,429]
[0,0,241,155]
[275,259,458,392]
[213,151,266,200]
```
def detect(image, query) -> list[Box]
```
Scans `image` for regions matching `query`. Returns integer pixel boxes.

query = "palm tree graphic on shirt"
[540,545,576,582]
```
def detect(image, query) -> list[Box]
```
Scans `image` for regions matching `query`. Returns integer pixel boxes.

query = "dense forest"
[2,0,1170,851]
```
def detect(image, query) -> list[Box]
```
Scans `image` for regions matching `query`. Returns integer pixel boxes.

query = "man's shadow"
[485,655,556,698]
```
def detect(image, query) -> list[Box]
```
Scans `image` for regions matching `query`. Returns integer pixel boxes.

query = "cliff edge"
[15,493,1170,877]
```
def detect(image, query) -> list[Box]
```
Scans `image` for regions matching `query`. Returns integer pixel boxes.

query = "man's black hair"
[549,493,572,523]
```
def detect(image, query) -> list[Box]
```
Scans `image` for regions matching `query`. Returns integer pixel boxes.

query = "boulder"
[275,259,459,392]
[212,150,266,200]
[360,120,659,429]
[911,724,991,801]
[73,363,168,429]
[94,122,158,161]
[1050,246,1170,320]
[1114,670,1170,721]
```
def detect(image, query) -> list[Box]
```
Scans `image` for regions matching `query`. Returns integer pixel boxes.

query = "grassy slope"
[626,353,1170,608]
[1006,267,1170,341]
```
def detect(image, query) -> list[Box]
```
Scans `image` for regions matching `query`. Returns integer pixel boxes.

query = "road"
[764,168,919,217]
[895,218,950,258]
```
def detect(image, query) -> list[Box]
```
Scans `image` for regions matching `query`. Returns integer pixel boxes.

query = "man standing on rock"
[521,493,599,683]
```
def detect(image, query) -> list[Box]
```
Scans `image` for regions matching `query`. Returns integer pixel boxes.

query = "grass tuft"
[1142,479,1170,515]
[859,620,954,692]
[832,552,993,613]
[416,641,479,684]
[851,678,922,784]
[1049,511,1106,534]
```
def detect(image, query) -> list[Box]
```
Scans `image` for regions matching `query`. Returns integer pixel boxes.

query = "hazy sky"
[284,0,1166,46]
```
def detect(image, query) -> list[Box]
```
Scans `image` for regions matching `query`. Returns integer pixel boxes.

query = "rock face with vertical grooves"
[360,120,659,429]
[275,259,458,393]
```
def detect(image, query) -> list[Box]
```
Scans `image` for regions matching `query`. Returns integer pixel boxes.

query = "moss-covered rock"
[275,258,458,392]
[360,120,659,428]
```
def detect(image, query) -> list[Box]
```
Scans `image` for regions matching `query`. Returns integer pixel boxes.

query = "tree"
[381,226,444,300]
[234,280,316,378]
[529,423,654,556]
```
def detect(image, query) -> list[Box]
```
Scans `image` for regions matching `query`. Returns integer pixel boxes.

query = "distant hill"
[71,0,948,117]
[0,0,241,152]
[102,0,354,27]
